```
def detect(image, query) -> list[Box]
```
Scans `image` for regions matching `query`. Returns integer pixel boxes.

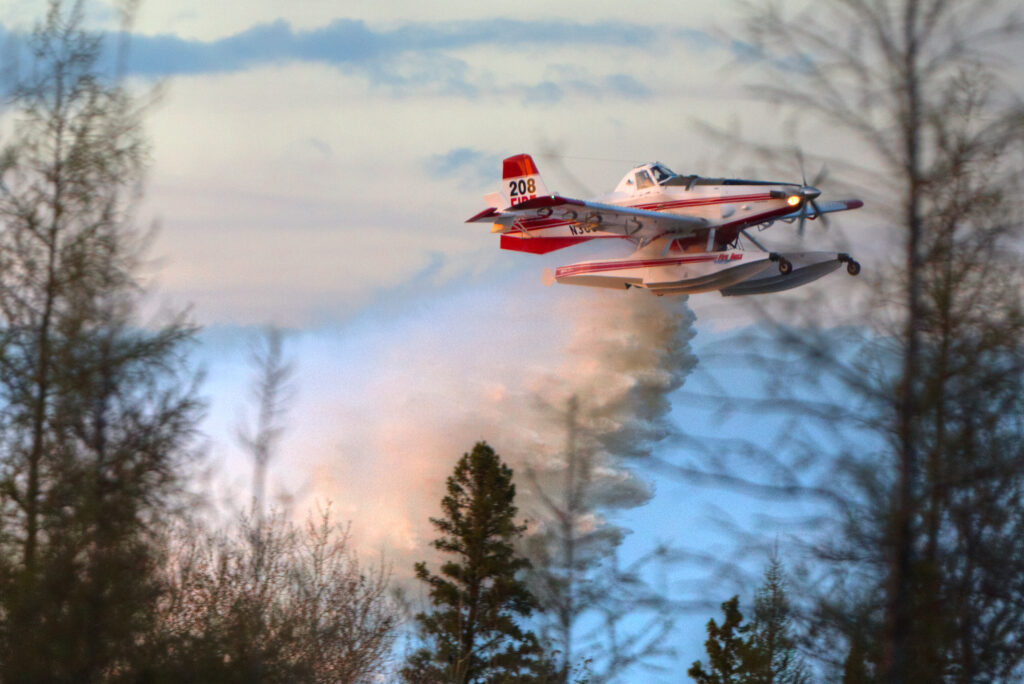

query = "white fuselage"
[469,155,863,296]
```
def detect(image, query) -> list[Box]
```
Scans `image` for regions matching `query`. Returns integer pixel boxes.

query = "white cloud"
[125,1,739,43]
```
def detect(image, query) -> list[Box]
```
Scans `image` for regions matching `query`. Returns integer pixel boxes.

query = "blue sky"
[1,1,877,677]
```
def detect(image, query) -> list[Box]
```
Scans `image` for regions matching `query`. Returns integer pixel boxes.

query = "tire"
[779,259,792,275]
[847,260,861,276]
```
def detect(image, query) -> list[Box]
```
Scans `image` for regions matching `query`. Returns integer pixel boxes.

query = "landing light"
[786,195,801,207]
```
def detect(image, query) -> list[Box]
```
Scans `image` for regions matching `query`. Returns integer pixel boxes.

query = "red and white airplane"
[467,154,863,296]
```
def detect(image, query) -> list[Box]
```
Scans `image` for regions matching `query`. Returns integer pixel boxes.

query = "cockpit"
[612,161,797,197]
[648,163,675,184]
[615,162,682,194]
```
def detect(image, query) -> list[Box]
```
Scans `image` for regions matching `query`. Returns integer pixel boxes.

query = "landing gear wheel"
[778,259,793,275]
[847,260,861,276]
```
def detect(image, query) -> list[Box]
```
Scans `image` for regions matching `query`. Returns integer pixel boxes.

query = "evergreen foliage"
[0,1,202,678]
[0,5,401,680]
[403,442,554,683]
[748,555,807,684]
[690,557,806,684]
[688,596,755,684]
[525,397,678,681]
[738,1,1024,679]
[841,630,871,684]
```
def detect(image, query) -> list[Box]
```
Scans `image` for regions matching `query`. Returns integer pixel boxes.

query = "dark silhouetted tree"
[150,507,397,683]
[403,441,554,683]
[747,553,807,684]
[0,1,202,679]
[725,1,1024,681]
[688,596,755,684]
[524,397,678,682]
[841,629,871,684]
[689,555,806,684]
[236,326,295,526]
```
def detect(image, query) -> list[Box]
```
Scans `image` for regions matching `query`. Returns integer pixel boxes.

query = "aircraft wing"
[504,195,709,241]
[776,199,863,221]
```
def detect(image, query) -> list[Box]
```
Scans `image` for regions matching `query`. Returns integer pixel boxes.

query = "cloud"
[116,18,660,76]
[522,80,564,105]
[603,73,651,98]
[424,147,503,189]
[510,64,652,106]
[0,17,714,99]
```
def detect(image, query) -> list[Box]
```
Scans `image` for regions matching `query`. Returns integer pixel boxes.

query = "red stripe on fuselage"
[634,192,773,211]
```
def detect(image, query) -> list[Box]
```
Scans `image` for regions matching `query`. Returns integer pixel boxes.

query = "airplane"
[466,154,863,296]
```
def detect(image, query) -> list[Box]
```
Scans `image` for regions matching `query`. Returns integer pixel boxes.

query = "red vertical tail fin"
[500,153,549,207]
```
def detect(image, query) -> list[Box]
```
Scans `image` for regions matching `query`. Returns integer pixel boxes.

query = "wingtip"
[466,207,499,223]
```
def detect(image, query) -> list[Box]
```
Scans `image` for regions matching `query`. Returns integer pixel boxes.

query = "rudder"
[500,153,549,207]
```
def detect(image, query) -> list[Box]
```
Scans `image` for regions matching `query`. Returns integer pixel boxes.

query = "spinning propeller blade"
[811,198,830,230]
[794,149,829,237]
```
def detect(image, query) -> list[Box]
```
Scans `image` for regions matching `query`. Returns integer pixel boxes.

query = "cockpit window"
[635,170,654,189]
[650,164,675,183]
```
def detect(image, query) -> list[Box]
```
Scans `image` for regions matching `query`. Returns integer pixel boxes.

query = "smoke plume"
[284,281,697,576]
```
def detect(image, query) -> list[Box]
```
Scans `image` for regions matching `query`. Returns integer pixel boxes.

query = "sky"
[1,0,876,677]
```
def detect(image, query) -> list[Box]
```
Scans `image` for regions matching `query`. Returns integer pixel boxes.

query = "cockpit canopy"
[614,162,680,193]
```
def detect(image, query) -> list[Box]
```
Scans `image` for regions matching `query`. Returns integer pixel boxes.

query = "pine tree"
[739,2,1024,679]
[748,555,807,684]
[402,442,553,683]
[525,397,678,680]
[688,596,755,684]
[0,1,202,679]
[841,630,871,684]
[690,555,807,684]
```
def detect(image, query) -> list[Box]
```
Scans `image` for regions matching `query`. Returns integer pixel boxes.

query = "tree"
[747,554,807,684]
[514,281,697,683]
[840,629,871,684]
[524,397,678,682]
[150,507,397,683]
[728,0,1024,680]
[689,556,806,684]
[0,1,202,679]
[688,596,755,684]
[236,326,295,526]
[403,441,553,683]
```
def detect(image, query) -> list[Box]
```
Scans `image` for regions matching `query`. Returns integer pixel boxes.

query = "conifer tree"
[688,596,755,684]
[738,1,1024,679]
[841,631,871,684]
[0,1,202,679]
[690,556,806,684]
[402,442,553,684]
[748,555,807,684]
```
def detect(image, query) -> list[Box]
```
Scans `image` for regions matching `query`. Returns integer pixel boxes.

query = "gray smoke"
[286,283,698,577]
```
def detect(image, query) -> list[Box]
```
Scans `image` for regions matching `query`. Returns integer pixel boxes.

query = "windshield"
[650,164,675,184]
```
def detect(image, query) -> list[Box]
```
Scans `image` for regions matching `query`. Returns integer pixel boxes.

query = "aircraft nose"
[803,186,821,200]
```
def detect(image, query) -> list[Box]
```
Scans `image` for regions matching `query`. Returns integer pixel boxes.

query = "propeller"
[537,141,596,198]
[794,149,831,238]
